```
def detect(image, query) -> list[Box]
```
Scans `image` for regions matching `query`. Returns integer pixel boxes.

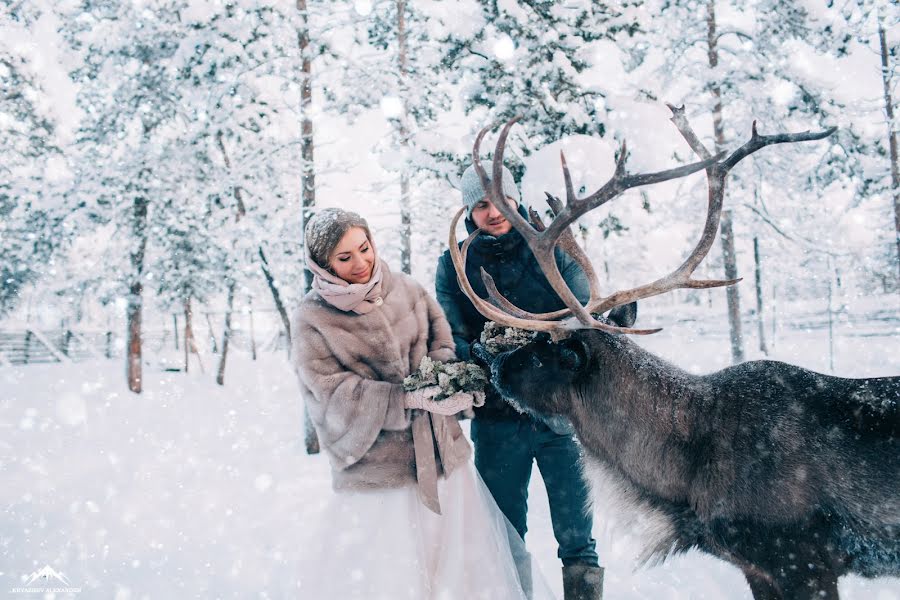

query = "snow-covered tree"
[325,0,455,275]
[0,2,69,316]
[60,0,191,392]
[810,1,899,288]
[630,0,846,362]
[434,1,642,174]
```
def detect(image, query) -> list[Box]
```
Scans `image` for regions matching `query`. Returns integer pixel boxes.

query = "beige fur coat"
[291,260,471,513]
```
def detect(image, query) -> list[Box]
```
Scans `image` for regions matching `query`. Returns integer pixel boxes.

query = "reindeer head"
[452,110,834,416]
[491,305,636,419]
[493,335,589,418]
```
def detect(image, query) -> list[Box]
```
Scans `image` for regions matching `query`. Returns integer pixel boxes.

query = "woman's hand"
[404,386,442,409]
[405,387,485,415]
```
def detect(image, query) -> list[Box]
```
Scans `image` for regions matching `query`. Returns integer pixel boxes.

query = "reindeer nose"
[470,342,495,368]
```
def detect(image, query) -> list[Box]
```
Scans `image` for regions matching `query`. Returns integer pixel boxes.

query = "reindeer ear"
[559,338,589,373]
[608,301,638,328]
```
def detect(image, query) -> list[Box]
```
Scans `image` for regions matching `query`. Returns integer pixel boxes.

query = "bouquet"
[402,356,488,401]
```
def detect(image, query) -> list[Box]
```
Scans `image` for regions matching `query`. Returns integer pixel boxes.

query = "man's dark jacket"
[435,205,590,420]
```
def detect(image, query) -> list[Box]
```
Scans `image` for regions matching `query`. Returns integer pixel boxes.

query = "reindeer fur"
[491,329,900,600]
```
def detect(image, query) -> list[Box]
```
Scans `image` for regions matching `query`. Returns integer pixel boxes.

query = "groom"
[435,163,604,600]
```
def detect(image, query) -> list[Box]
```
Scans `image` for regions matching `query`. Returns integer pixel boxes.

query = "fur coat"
[292,260,472,513]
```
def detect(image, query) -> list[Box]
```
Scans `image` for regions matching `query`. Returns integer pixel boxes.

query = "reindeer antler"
[451,108,836,340]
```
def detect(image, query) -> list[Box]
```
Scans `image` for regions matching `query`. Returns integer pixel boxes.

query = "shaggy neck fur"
[565,332,717,506]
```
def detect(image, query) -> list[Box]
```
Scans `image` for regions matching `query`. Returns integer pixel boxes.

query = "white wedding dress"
[297,461,556,599]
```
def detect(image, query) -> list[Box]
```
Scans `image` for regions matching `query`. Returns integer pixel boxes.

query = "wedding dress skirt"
[297,461,556,599]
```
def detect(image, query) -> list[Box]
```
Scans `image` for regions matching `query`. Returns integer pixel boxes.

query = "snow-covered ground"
[1,323,898,598]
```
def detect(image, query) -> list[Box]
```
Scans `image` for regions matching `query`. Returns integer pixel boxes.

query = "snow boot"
[562,564,604,600]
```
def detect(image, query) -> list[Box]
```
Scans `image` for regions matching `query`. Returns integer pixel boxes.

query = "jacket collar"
[464,204,530,257]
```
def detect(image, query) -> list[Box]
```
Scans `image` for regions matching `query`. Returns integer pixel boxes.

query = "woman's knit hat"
[305,208,373,270]
[459,164,520,217]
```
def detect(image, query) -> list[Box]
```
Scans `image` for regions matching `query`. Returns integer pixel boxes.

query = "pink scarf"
[305,245,386,315]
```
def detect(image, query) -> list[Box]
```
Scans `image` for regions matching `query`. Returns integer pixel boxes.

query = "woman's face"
[328,227,376,284]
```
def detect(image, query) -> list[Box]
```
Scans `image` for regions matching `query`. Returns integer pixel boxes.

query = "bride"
[291,207,555,599]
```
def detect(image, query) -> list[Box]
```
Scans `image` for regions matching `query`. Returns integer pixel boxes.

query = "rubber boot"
[562,564,604,600]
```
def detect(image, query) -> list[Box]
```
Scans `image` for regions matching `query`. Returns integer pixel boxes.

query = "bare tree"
[877,12,900,282]
[212,130,294,387]
[706,0,744,363]
[216,281,235,386]
[258,248,291,343]
[215,131,245,387]
[298,0,319,454]
[126,190,149,393]
[396,0,412,274]
[753,237,768,354]
[183,297,204,373]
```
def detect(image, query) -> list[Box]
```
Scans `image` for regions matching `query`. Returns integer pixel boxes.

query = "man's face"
[470,197,518,237]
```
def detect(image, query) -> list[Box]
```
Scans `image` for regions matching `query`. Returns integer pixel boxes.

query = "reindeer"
[451,109,900,600]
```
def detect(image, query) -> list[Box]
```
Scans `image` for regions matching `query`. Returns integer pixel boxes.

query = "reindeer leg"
[775,565,840,600]
[741,567,781,600]
[811,569,840,600]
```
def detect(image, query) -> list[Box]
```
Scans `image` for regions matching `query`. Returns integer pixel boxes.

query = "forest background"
[1,0,898,397]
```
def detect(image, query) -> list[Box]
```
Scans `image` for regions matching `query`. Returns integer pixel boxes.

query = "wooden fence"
[0,327,289,367]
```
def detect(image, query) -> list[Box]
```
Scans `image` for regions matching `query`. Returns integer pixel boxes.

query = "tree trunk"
[217,125,292,352]
[127,195,149,393]
[298,0,316,296]
[216,282,235,386]
[259,247,291,344]
[214,127,247,386]
[877,17,900,283]
[249,304,257,361]
[183,297,193,373]
[397,0,412,274]
[173,313,180,350]
[216,131,246,220]
[205,313,219,353]
[24,330,32,364]
[298,0,319,455]
[61,327,71,357]
[707,0,744,364]
[826,256,835,373]
[753,237,768,355]
[771,282,777,352]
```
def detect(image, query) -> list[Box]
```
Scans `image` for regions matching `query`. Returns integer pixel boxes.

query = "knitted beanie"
[305,208,373,270]
[459,163,520,216]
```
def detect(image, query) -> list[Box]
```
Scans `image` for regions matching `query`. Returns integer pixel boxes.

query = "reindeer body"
[452,110,891,598]
[492,330,900,599]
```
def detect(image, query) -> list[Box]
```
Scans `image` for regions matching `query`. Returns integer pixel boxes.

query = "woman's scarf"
[304,243,385,315]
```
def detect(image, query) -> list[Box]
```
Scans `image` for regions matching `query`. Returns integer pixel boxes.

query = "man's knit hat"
[459,163,521,216]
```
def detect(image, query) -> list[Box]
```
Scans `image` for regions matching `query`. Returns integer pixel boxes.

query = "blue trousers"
[471,416,599,567]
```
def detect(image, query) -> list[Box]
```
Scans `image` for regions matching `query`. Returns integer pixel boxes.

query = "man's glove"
[405,386,486,416]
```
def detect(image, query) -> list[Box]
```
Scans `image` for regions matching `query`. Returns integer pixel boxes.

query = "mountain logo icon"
[23,565,72,586]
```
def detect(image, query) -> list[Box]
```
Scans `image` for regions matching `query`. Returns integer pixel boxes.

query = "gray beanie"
[459,163,521,216]
[305,207,372,270]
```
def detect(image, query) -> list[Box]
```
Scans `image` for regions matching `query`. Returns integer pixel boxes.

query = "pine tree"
[639,0,841,362]
[817,1,899,287]
[0,3,67,316]
[327,0,454,275]
[435,1,641,174]
[62,0,188,392]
